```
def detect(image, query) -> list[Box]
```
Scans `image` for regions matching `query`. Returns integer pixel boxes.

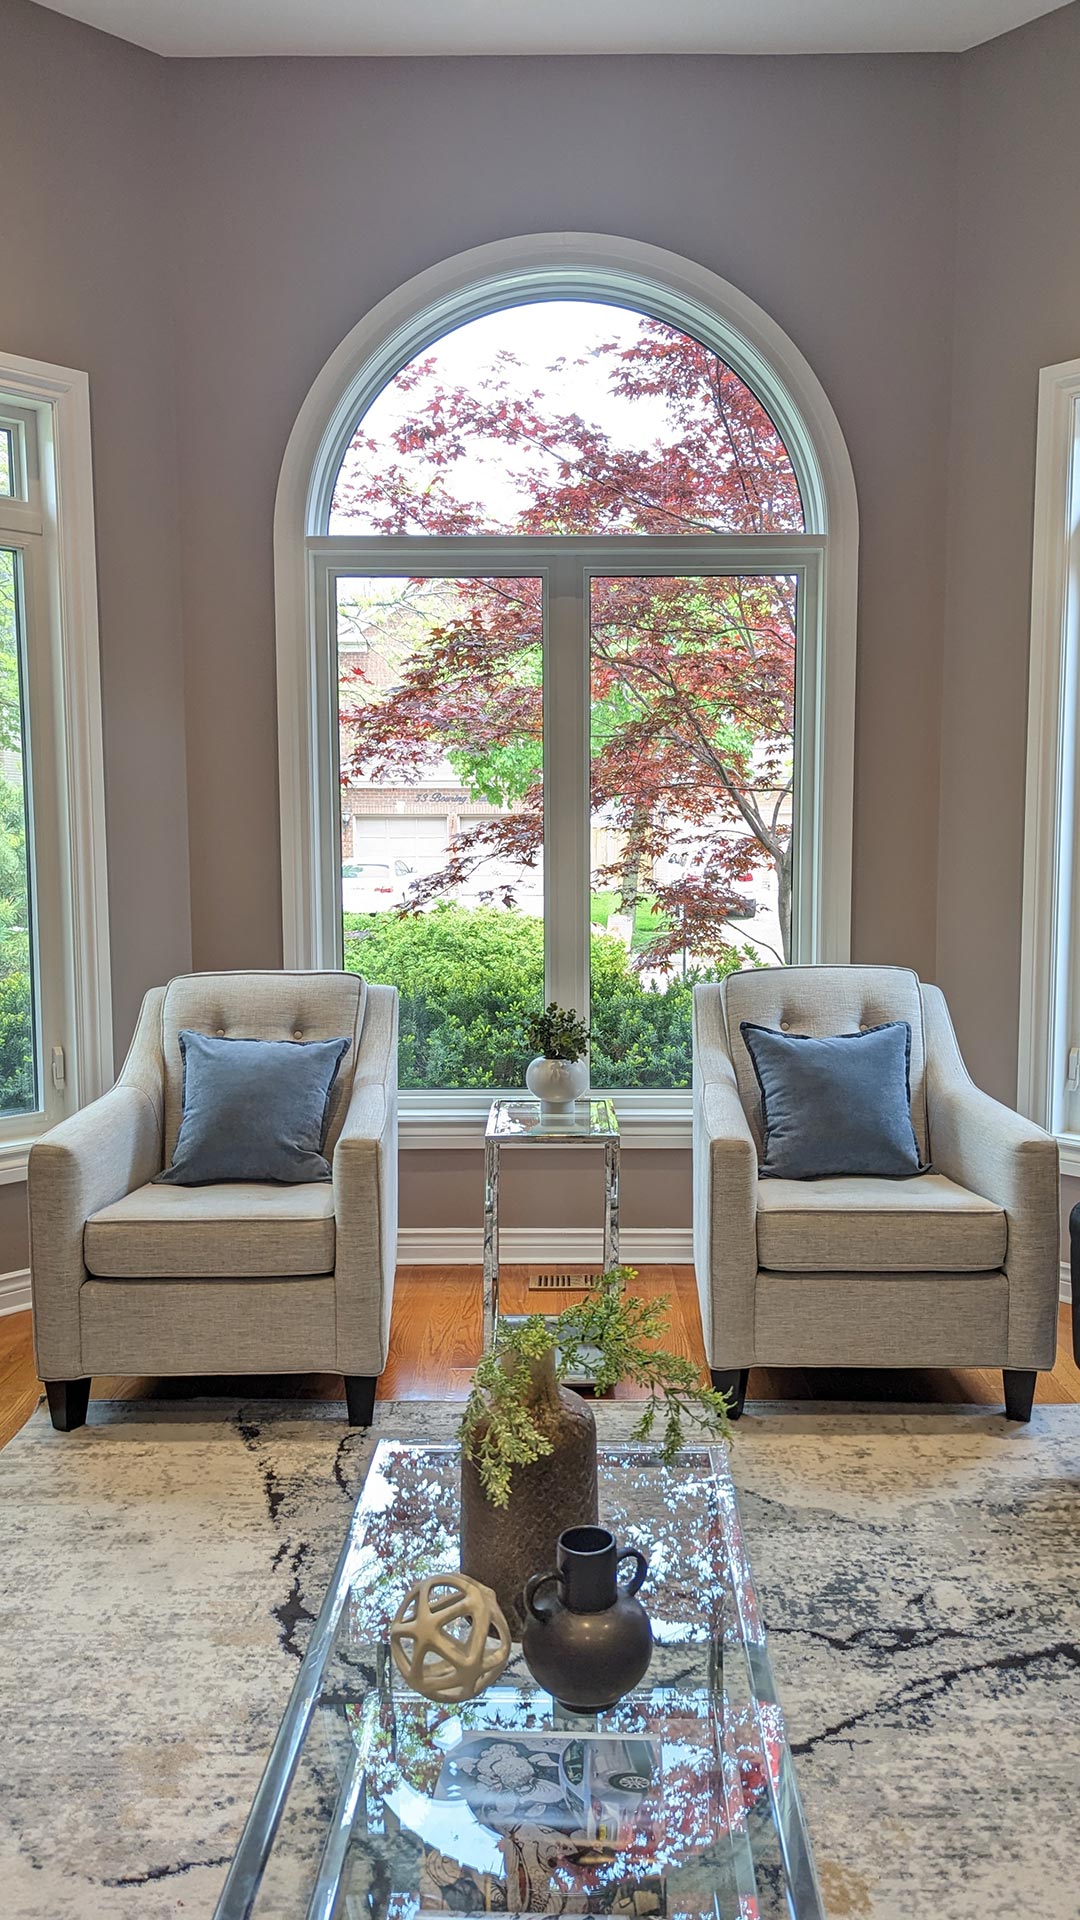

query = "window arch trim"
[290,238,845,544]
[314,274,818,540]
[275,233,858,1135]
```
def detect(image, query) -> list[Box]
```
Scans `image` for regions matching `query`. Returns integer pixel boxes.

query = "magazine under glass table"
[215,1442,824,1920]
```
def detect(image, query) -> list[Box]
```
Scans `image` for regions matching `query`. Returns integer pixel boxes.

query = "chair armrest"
[332,985,398,1374]
[923,984,1057,1214]
[699,1074,757,1153]
[922,984,1058,1366]
[29,1083,163,1379]
[928,1077,1056,1215]
[692,985,759,1367]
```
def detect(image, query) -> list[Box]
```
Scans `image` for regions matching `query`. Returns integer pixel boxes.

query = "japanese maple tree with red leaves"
[335,310,802,963]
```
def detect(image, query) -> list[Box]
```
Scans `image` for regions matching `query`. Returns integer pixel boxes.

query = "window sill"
[0,1109,694,1173]
[1056,1135,1080,1180]
[399,1093,692,1150]
[0,1139,34,1184]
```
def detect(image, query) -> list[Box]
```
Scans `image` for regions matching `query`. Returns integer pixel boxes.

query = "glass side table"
[483,1097,620,1353]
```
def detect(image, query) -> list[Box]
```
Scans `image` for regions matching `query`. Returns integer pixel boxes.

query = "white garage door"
[353,813,450,874]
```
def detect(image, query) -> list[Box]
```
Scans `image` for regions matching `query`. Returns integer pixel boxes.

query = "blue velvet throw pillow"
[739,1019,925,1180]
[156,1031,351,1186]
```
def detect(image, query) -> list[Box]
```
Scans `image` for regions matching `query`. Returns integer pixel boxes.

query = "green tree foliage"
[344,903,756,1090]
[336,310,801,961]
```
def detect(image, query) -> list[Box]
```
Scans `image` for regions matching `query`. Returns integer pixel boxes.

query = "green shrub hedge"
[343,902,757,1089]
[0,776,34,1114]
[0,967,33,1113]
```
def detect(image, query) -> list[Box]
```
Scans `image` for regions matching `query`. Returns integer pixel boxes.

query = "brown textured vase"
[460,1349,599,1638]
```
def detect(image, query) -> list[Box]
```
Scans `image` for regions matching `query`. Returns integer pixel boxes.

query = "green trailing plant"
[524,1001,591,1064]
[460,1268,733,1507]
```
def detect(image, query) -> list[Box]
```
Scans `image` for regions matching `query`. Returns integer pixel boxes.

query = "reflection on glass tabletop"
[487,1098,619,1141]
[216,1442,824,1920]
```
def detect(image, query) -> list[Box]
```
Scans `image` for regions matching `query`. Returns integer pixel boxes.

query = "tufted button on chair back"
[159,970,367,1164]
[719,964,928,1164]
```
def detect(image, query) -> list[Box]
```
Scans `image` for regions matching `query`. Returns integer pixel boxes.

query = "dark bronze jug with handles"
[521,1525,652,1712]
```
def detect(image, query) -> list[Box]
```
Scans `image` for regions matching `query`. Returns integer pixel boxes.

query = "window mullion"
[543,555,589,1020]
[0,501,44,539]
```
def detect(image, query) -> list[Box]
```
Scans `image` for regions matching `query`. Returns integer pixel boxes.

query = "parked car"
[341,858,415,913]
[720,889,758,922]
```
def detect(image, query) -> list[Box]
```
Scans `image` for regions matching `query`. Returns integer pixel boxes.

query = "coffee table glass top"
[216,1442,823,1920]
[486,1098,619,1142]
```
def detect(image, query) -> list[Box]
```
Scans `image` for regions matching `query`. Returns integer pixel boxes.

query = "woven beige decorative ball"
[389,1573,511,1702]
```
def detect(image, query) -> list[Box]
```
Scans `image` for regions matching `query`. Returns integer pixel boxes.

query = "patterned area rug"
[1,1395,1079,1918]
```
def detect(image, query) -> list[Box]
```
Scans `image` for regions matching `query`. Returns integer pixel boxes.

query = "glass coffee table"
[215,1442,823,1920]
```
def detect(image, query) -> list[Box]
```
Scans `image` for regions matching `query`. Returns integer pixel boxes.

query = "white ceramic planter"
[525,1055,589,1108]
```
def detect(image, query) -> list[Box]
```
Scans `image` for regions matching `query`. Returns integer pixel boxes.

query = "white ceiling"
[29,0,1074,59]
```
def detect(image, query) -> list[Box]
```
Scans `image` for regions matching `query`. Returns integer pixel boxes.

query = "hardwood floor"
[1,1266,1078,1451]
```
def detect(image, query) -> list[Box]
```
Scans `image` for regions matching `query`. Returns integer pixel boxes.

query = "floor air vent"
[528,1271,599,1291]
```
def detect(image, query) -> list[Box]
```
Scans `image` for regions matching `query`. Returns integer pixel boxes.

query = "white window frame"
[274,234,858,1147]
[0,352,112,1179]
[1019,355,1080,1168]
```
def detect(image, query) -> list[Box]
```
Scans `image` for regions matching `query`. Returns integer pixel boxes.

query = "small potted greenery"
[524,1002,591,1107]
[459,1269,733,1632]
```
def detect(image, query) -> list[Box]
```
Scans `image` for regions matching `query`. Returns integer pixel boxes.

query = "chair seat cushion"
[755,1173,1006,1273]
[84,1181,336,1279]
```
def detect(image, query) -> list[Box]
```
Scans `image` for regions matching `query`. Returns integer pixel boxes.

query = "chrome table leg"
[603,1136,620,1271]
[482,1134,500,1350]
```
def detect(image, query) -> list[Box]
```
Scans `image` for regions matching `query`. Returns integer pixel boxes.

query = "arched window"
[276,237,857,1118]
[328,302,804,537]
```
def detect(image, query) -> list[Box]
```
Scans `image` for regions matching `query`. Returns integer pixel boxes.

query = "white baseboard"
[1061,1261,1072,1304]
[0,1268,30,1316]
[397,1227,694,1265]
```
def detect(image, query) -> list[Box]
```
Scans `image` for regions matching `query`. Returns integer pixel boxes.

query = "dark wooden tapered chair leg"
[1003,1370,1037,1422]
[45,1379,91,1432]
[711,1368,749,1420]
[344,1375,377,1428]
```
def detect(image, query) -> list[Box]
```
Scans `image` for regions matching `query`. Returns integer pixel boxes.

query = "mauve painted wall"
[940,3,1080,1108]
[0,4,192,1042]
[935,5,1080,1268]
[167,49,958,1231]
[3,3,1080,1261]
[170,51,957,985]
[0,1,193,1273]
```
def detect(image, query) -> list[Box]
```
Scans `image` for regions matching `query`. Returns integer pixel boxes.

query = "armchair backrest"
[159,970,367,1162]
[719,964,929,1164]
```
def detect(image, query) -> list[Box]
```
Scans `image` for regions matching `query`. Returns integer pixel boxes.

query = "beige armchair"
[29,971,398,1431]
[693,965,1059,1421]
